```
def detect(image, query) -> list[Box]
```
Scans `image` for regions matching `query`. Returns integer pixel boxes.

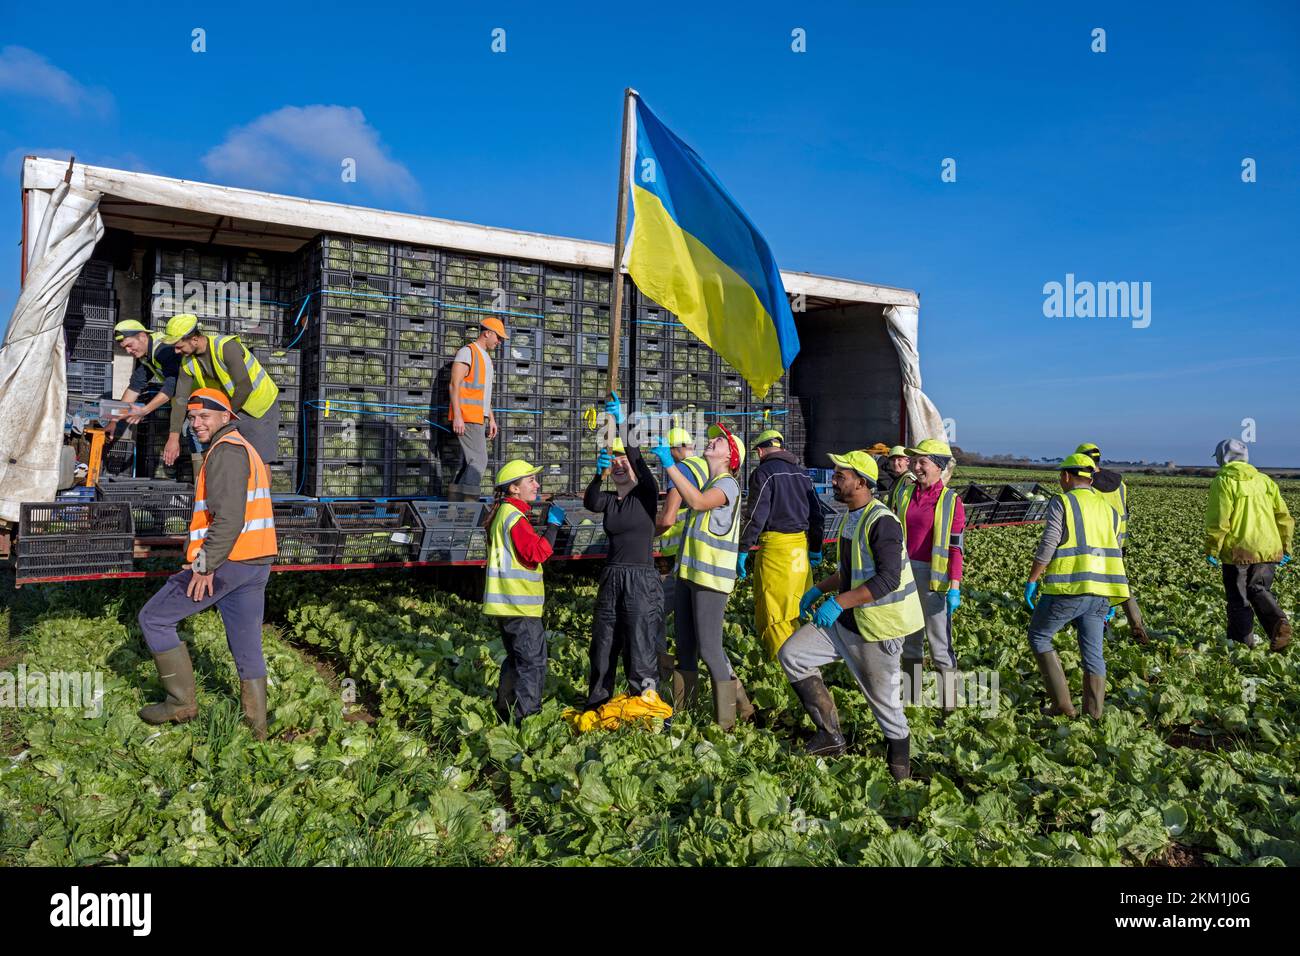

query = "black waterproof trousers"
[496,616,547,721]
[1222,563,1285,644]
[587,565,664,707]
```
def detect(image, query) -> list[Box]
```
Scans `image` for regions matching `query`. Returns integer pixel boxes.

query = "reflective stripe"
[189,528,208,541]
[241,517,275,533]
[246,488,271,501]
[482,591,545,606]
[193,499,207,512]
[1043,572,1129,585]
[678,554,736,578]
[847,500,925,640]
[461,397,485,407]
[1052,545,1124,559]
[863,578,919,607]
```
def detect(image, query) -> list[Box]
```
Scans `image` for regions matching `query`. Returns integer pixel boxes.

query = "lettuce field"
[2,475,1297,866]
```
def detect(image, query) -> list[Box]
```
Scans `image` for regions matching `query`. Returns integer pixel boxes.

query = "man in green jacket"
[1204,439,1293,652]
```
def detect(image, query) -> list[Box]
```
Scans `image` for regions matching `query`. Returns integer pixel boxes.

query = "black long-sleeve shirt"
[127,339,181,397]
[837,505,904,636]
[584,446,659,567]
[740,449,824,551]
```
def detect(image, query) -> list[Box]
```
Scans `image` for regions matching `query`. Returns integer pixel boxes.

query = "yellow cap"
[905,437,953,459]
[707,423,746,469]
[828,450,879,484]
[494,459,542,488]
[886,445,908,459]
[1060,453,1098,473]
[665,427,693,448]
[1075,442,1101,459]
[158,313,202,344]
[113,319,149,341]
[609,437,627,454]
[752,428,784,449]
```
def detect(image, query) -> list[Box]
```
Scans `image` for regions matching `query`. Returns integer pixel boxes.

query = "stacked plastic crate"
[64,259,117,406]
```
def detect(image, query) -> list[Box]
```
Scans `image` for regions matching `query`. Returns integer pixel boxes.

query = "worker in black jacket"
[738,428,825,658]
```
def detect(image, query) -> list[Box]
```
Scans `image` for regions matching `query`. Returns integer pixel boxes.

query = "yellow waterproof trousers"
[754,530,812,658]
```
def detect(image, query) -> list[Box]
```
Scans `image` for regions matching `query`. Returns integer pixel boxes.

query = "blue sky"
[2,0,1297,464]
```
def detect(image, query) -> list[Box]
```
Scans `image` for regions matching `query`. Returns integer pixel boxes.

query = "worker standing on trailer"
[737,428,825,658]
[484,458,567,721]
[1075,442,1150,644]
[881,446,915,513]
[783,451,921,780]
[107,320,183,444]
[1023,453,1129,719]
[137,389,277,739]
[159,314,281,477]
[892,438,965,712]
[1203,439,1293,652]
[582,394,664,706]
[654,425,707,681]
[652,424,754,729]
[447,317,507,501]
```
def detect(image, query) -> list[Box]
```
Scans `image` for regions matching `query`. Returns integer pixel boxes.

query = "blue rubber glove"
[596,450,613,471]
[651,445,675,470]
[605,391,623,425]
[737,552,749,579]
[947,588,961,613]
[1024,580,1039,610]
[808,550,823,566]
[1281,554,1292,567]
[546,505,566,527]
[799,586,823,619]
[812,595,844,630]
[1105,605,1117,623]
[1206,555,1220,568]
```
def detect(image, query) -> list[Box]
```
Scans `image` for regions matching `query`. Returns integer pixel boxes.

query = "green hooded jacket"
[1203,461,1294,564]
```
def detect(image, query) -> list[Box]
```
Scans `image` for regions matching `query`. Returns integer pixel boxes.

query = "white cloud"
[0,46,114,116]
[202,105,421,206]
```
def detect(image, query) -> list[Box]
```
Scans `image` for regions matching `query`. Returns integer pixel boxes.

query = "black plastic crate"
[126,490,195,537]
[276,386,301,426]
[395,314,437,354]
[326,501,421,563]
[539,364,576,398]
[228,249,288,285]
[389,387,439,426]
[538,331,576,365]
[578,332,629,368]
[67,285,117,326]
[394,244,440,283]
[276,421,299,463]
[411,500,485,531]
[154,245,227,282]
[392,350,437,390]
[306,407,391,460]
[395,278,439,318]
[450,527,489,562]
[304,459,391,498]
[21,500,132,536]
[537,397,577,430]
[501,360,540,391]
[76,259,115,288]
[717,374,745,405]
[66,359,113,397]
[253,346,302,389]
[308,346,392,391]
[580,272,613,304]
[17,532,136,578]
[502,329,541,363]
[991,485,1034,524]
[64,319,114,362]
[634,335,667,370]
[394,423,436,464]
[542,298,577,332]
[633,368,666,402]
[577,365,615,402]
[269,462,297,495]
[667,339,715,373]
[309,309,392,351]
[441,287,498,323]
[542,267,578,300]
[312,235,395,277]
[670,371,717,404]
[443,253,502,292]
[503,259,543,295]
[502,428,541,463]
[958,484,998,526]
[316,271,395,314]
[392,460,436,497]
[271,500,338,564]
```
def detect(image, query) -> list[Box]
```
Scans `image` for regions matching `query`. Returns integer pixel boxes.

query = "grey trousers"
[779,621,909,740]
[673,578,733,681]
[455,422,489,488]
[904,560,957,668]
[234,400,282,467]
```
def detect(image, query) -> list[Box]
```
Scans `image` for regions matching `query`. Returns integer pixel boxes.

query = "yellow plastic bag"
[561,689,673,733]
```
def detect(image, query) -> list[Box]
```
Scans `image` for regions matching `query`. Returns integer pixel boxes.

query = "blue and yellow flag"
[626,97,798,400]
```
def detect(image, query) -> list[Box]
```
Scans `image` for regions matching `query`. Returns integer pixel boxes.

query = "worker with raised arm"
[892,438,966,712]
[737,428,825,658]
[447,317,506,501]
[1075,441,1149,644]
[106,320,183,446]
[1023,453,1129,719]
[1203,439,1293,652]
[159,314,281,478]
[137,388,278,739]
[654,425,707,681]
[484,458,567,721]
[783,451,922,780]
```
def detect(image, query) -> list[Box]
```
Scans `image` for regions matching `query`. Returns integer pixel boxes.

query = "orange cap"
[187,387,238,418]
[480,316,509,339]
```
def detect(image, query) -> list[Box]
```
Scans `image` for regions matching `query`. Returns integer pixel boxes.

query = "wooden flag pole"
[605,88,637,434]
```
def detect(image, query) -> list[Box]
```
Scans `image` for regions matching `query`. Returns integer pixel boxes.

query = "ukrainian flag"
[626,97,799,399]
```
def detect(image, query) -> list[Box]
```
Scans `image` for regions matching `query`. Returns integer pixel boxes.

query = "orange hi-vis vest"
[451,342,488,425]
[187,430,277,563]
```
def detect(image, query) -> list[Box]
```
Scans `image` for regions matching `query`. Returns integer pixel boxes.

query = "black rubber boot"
[886,735,911,782]
[790,675,846,756]
[241,677,268,740]
[138,644,199,725]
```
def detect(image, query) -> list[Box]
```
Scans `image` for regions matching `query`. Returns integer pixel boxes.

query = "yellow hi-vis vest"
[845,499,925,641]
[1043,487,1130,601]
[484,504,544,617]
[1096,480,1129,548]
[895,480,962,591]
[660,456,709,558]
[184,334,279,418]
[678,472,742,593]
[887,473,915,515]
[139,332,170,386]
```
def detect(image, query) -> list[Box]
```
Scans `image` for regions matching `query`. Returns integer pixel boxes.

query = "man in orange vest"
[447,317,507,501]
[137,388,278,739]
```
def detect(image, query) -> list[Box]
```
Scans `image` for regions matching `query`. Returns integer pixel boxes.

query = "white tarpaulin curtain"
[883,303,947,447]
[0,181,104,523]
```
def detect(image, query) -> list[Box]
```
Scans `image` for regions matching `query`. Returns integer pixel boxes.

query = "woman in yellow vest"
[653,427,708,681]
[784,451,923,780]
[137,389,278,739]
[484,459,567,721]
[158,314,281,476]
[652,424,752,729]
[1076,441,1150,644]
[1023,453,1130,719]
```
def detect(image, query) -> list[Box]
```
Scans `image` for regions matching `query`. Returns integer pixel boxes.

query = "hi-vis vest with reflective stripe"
[484,504,544,617]
[678,472,741,593]
[887,473,915,515]
[1096,480,1129,547]
[894,481,962,591]
[845,499,925,641]
[184,334,278,417]
[139,332,170,386]
[660,456,709,558]
[451,342,489,425]
[187,431,277,563]
[1043,487,1130,601]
